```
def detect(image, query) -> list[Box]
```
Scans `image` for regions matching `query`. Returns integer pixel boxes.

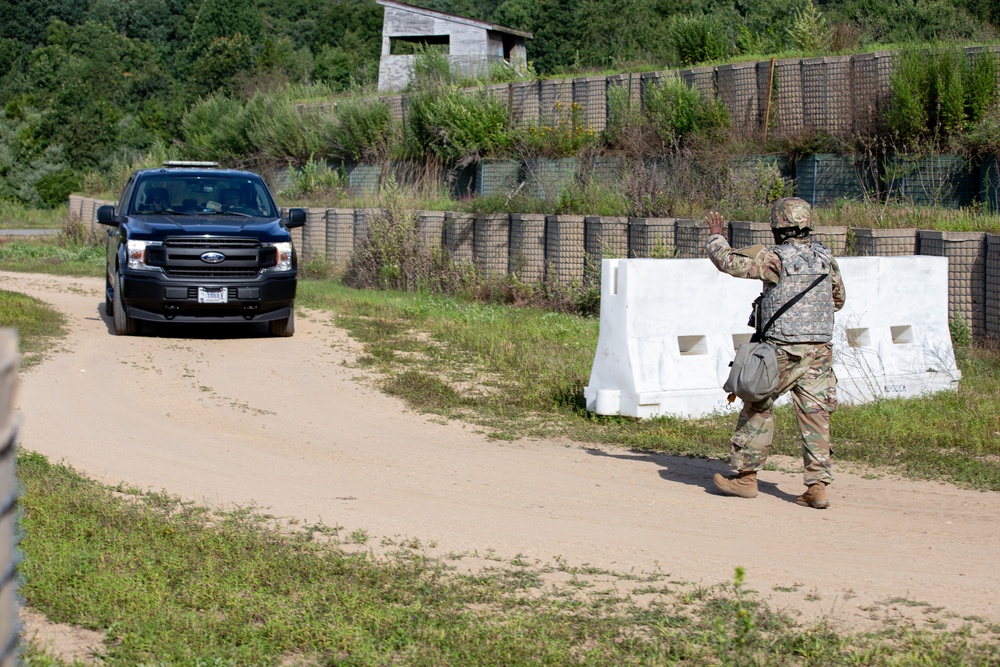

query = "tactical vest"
[757,241,834,343]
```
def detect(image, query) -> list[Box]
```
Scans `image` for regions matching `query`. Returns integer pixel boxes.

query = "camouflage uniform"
[706,234,846,486]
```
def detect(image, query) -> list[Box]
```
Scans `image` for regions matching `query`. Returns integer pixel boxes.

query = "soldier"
[704,198,846,509]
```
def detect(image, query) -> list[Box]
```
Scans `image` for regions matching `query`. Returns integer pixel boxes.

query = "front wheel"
[112,272,140,336]
[268,309,294,337]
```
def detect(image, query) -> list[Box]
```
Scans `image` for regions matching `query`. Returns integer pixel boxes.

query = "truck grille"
[157,236,265,278]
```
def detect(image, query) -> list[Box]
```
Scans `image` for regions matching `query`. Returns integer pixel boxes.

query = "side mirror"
[285,207,306,229]
[96,205,117,226]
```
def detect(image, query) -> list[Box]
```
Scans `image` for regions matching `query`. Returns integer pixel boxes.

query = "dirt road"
[8,270,1000,631]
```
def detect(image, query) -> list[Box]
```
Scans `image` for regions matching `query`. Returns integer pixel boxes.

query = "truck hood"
[125,215,291,243]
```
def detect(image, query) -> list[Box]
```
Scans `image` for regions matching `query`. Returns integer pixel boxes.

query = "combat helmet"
[770,197,813,232]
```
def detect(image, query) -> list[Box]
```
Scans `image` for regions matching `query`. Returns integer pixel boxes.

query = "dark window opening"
[502,34,517,61]
[390,35,450,56]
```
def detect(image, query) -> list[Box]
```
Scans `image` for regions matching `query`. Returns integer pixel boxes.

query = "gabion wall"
[919,231,988,339]
[70,196,998,340]
[988,234,1000,339]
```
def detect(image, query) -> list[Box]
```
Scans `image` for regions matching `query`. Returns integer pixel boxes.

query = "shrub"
[887,50,932,143]
[278,155,347,200]
[406,88,512,164]
[965,49,999,124]
[667,14,730,66]
[787,0,830,52]
[243,93,332,165]
[721,159,794,221]
[930,48,966,138]
[326,97,397,163]
[180,95,253,165]
[516,101,599,158]
[643,76,729,146]
[887,47,1000,145]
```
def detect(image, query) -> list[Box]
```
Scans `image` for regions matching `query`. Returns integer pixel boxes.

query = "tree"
[529,0,587,74]
[189,0,264,54]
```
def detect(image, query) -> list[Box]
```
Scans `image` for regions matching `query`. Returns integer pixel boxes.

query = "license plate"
[197,287,227,304]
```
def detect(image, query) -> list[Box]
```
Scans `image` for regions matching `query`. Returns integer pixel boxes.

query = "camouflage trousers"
[729,342,837,485]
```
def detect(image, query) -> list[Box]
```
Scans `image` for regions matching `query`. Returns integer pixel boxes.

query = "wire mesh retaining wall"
[510,80,540,128]
[0,331,19,667]
[523,157,579,200]
[326,209,355,269]
[980,157,1000,213]
[730,221,772,248]
[811,226,849,255]
[474,159,521,196]
[546,215,586,284]
[988,234,1000,339]
[717,62,759,131]
[303,208,327,261]
[850,228,918,256]
[444,211,475,265]
[606,73,642,115]
[888,155,978,208]
[584,216,629,284]
[509,213,546,283]
[539,78,573,127]
[574,76,608,133]
[474,213,510,278]
[628,217,677,258]
[315,45,998,142]
[919,230,988,339]
[675,219,711,258]
[69,195,999,339]
[795,154,872,206]
[416,210,446,253]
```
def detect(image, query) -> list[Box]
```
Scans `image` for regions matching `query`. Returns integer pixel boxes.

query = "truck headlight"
[126,240,161,270]
[266,242,293,271]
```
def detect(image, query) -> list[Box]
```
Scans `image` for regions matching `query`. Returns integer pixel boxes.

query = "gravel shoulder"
[8,270,1000,635]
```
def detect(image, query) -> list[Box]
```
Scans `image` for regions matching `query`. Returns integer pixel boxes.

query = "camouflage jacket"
[706,234,846,340]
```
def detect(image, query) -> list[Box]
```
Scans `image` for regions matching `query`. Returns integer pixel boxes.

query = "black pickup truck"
[97,162,305,336]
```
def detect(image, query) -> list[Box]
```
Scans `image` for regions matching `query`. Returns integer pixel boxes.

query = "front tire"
[105,271,114,317]
[112,272,140,336]
[269,309,294,337]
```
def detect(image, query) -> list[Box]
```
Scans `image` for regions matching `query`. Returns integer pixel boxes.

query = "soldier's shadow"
[584,448,799,502]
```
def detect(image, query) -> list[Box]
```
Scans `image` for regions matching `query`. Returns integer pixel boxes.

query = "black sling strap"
[751,273,828,343]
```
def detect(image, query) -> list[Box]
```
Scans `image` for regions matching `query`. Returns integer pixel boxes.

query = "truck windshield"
[131,176,277,217]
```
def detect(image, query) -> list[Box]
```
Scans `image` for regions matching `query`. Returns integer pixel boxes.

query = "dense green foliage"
[0,0,998,208]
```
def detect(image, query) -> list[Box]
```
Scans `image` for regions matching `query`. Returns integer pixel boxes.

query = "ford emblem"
[201,251,226,263]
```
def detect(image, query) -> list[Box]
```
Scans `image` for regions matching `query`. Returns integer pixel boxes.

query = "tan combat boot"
[794,482,830,509]
[713,471,758,498]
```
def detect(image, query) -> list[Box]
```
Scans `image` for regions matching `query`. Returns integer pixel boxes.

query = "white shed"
[376,0,532,92]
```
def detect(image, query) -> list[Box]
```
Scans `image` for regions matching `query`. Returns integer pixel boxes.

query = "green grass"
[0,290,66,370]
[298,279,1000,491]
[17,451,1000,666]
[0,238,104,277]
[0,202,68,230]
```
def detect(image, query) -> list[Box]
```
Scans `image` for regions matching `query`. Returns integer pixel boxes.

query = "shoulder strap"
[752,273,827,343]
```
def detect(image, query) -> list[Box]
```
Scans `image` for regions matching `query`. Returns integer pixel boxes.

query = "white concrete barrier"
[584,256,960,418]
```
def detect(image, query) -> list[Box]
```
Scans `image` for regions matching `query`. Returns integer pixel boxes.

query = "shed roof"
[375,0,533,40]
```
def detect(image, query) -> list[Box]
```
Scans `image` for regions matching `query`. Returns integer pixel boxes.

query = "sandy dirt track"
[7,270,1000,632]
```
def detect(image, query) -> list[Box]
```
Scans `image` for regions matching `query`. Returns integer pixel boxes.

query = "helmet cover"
[770,197,812,231]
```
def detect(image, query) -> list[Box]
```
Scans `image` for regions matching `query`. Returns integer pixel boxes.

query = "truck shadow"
[97,304,273,339]
[583,448,798,502]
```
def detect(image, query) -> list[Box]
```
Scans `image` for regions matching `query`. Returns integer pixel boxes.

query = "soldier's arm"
[830,258,846,311]
[706,234,780,283]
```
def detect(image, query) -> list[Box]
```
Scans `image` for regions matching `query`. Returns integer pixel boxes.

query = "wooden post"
[763,58,776,141]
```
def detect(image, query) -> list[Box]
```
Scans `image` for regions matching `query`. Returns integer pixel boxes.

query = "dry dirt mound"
[7,270,1000,636]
